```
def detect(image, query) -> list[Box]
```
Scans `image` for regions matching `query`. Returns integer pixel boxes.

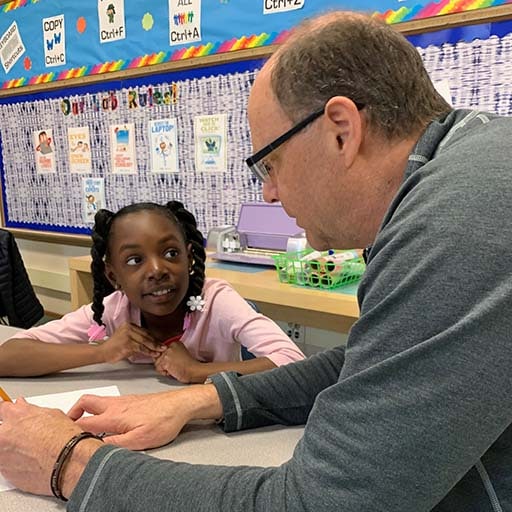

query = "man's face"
[247,68,361,250]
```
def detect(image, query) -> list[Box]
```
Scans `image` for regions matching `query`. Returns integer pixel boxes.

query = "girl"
[0,201,304,381]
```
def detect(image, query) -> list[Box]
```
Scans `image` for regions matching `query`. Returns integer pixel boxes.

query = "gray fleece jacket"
[68,110,512,511]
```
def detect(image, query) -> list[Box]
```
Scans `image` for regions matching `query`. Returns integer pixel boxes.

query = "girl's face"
[105,210,192,320]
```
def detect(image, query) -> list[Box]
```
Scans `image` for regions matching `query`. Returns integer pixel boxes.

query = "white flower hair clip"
[187,295,205,312]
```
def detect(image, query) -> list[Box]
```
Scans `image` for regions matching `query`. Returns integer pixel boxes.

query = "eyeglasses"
[245,101,364,183]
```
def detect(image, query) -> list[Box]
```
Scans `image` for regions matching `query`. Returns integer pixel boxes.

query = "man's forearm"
[184,383,224,420]
[64,346,345,504]
[190,357,275,383]
[62,384,223,499]
[61,438,105,500]
[211,346,345,432]
[68,444,290,512]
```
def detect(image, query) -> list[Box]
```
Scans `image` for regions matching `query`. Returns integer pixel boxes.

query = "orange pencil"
[0,386,12,402]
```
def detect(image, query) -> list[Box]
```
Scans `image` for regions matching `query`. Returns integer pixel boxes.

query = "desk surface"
[0,355,303,511]
[68,255,360,333]
[0,325,22,343]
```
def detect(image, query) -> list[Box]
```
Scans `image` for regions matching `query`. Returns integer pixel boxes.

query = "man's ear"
[324,96,364,169]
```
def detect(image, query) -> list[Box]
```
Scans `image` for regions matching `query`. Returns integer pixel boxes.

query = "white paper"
[110,123,137,174]
[434,79,452,106]
[0,21,25,73]
[69,126,92,173]
[82,177,105,224]
[264,0,305,15]
[0,385,120,492]
[42,14,66,67]
[34,128,56,173]
[194,114,227,173]
[98,0,126,43]
[169,0,202,46]
[149,118,179,173]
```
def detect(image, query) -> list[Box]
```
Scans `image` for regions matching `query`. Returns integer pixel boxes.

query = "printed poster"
[110,123,137,174]
[68,126,92,173]
[194,114,227,173]
[33,128,56,173]
[264,0,305,15]
[42,15,66,68]
[98,0,126,43]
[0,21,25,73]
[169,0,201,47]
[82,177,105,224]
[149,119,178,173]
[434,79,453,106]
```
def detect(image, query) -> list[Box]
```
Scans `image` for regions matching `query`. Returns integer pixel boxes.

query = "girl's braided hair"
[90,201,206,327]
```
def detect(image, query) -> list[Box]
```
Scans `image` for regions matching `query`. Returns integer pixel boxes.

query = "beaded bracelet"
[50,431,104,502]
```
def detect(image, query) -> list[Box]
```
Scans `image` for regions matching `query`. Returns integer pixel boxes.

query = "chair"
[0,229,44,328]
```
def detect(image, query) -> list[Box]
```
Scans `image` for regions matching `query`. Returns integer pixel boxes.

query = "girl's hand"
[154,342,201,383]
[99,323,164,363]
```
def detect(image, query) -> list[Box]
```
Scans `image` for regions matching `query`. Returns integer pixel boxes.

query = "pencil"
[0,386,12,402]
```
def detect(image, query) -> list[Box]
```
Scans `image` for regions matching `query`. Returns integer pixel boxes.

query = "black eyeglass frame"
[245,101,364,183]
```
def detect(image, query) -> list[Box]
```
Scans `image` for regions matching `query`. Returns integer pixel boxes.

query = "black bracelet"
[50,431,104,502]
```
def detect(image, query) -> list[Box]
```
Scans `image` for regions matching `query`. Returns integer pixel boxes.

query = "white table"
[0,358,304,511]
[0,325,21,342]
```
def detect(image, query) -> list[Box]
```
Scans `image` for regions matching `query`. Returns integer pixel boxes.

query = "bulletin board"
[0,58,264,238]
[0,0,509,91]
[4,15,512,242]
[1,2,512,244]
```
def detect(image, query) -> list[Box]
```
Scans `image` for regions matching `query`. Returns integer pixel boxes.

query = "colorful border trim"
[375,0,512,24]
[2,0,39,13]
[1,1,511,89]
[9,29,291,89]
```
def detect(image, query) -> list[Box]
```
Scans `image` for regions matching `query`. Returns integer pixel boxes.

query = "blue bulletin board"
[2,2,512,239]
[0,0,509,90]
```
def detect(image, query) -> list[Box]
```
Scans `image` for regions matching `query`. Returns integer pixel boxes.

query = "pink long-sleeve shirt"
[10,278,304,367]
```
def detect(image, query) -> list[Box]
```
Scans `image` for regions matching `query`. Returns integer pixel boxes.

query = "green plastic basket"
[272,249,365,289]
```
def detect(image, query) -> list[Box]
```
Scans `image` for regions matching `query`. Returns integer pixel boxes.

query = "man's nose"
[262,180,279,203]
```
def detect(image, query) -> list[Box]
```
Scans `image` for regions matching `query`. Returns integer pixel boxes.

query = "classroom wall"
[13,12,512,349]
[18,238,89,316]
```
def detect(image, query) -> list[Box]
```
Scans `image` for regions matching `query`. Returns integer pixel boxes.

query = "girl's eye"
[165,249,179,259]
[126,256,141,266]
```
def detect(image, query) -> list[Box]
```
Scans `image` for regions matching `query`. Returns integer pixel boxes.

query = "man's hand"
[68,385,223,450]
[0,398,100,497]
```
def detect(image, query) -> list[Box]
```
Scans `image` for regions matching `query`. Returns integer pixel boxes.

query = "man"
[1,11,512,511]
